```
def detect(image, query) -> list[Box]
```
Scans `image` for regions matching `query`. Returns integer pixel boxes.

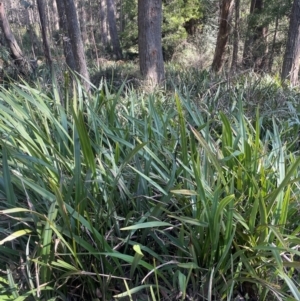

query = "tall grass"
[0,73,300,300]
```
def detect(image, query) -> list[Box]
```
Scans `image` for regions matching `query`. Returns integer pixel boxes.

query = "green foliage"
[243,0,292,54]
[0,72,300,300]
[162,0,203,58]
[120,0,204,59]
[119,0,138,51]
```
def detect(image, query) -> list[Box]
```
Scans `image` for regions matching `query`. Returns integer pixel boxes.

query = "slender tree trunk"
[26,5,39,58]
[99,0,109,49]
[56,0,76,70]
[50,1,60,31]
[78,0,89,47]
[64,0,90,91]
[88,0,100,62]
[107,0,122,59]
[37,0,62,104]
[242,0,268,71]
[0,3,23,62]
[0,2,33,75]
[231,0,240,72]
[281,0,300,86]
[211,0,234,73]
[242,0,256,69]
[36,0,53,68]
[15,2,24,49]
[138,0,165,86]
[268,7,279,72]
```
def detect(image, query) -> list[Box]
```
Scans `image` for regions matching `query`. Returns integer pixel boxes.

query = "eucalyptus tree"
[242,0,268,71]
[99,0,109,48]
[64,0,90,91]
[78,0,89,47]
[267,0,280,72]
[50,0,59,31]
[211,0,234,73]
[138,0,165,85]
[0,2,23,62]
[107,0,123,59]
[36,0,52,68]
[281,0,300,86]
[0,2,34,75]
[56,0,76,70]
[231,0,240,72]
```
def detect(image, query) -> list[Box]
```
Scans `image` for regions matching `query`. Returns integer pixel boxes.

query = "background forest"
[0,0,300,301]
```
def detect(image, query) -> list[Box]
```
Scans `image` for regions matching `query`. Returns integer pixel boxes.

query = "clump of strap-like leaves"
[0,73,300,301]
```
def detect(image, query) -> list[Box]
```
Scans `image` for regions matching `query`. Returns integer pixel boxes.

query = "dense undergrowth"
[0,68,300,301]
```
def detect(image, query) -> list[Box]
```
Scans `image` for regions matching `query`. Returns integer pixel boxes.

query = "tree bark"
[242,0,268,72]
[107,0,123,59]
[211,0,234,73]
[0,2,23,62]
[56,0,76,70]
[0,2,33,75]
[231,0,240,72]
[99,0,109,48]
[138,0,165,86]
[281,0,300,86]
[268,7,279,72]
[88,0,100,62]
[36,0,53,68]
[78,0,89,47]
[26,5,39,58]
[50,0,60,31]
[63,0,90,91]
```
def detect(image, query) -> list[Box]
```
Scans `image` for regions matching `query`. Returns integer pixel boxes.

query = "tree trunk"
[63,0,90,91]
[56,0,76,70]
[36,0,53,68]
[242,0,268,72]
[0,2,33,75]
[107,0,123,59]
[211,0,234,73]
[231,0,240,72]
[0,2,23,62]
[99,0,109,48]
[26,5,39,58]
[50,0,60,31]
[88,0,100,62]
[268,7,279,72]
[281,0,300,86]
[78,0,89,47]
[138,0,165,86]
